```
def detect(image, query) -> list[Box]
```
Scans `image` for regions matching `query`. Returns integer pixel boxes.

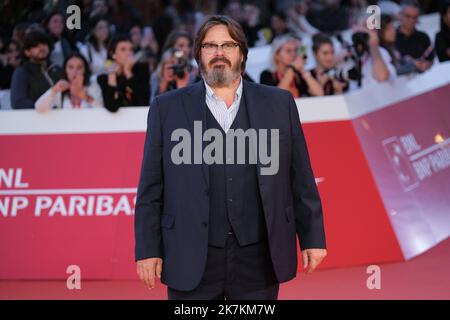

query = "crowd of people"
[0,0,449,112]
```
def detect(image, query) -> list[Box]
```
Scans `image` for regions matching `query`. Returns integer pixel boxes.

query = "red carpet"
[1,237,449,300]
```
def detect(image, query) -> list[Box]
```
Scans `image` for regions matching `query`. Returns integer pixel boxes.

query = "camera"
[324,59,360,82]
[334,32,370,87]
[351,32,370,57]
[170,49,188,79]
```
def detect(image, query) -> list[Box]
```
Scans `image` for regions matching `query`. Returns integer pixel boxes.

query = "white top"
[50,40,64,67]
[204,77,243,133]
[78,43,108,75]
[35,81,104,112]
[348,46,397,91]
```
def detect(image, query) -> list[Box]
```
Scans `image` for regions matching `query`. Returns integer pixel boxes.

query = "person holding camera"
[150,48,195,103]
[341,18,396,91]
[260,34,324,97]
[310,33,348,95]
[97,34,150,112]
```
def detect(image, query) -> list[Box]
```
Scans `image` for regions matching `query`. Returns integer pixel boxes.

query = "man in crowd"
[395,1,435,73]
[10,30,63,109]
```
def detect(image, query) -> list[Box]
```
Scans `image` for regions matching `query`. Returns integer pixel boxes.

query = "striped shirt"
[204,77,243,133]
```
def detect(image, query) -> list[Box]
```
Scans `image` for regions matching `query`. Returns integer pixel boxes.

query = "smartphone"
[297,45,307,59]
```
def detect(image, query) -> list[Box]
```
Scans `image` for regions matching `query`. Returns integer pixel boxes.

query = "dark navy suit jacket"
[134,79,326,291]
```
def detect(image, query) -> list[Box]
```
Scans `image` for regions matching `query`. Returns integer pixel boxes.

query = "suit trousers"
[167,231,279,300]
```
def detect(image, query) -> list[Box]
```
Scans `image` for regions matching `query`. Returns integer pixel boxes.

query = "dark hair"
[107,34,133,60]
[129,19,144,30]
[162,30,193,55]
[378,14,394,44]
[439,1,450,30]
[87,14,110,52]
[194,15,248,72]
[22,30,53,53]
[63,53,91,86]
[272,11,287,22]
[42,10,65,31]
[7,39,20,52]
[401,0,421,13]
[312,33,333,53]
[42,10,72,45]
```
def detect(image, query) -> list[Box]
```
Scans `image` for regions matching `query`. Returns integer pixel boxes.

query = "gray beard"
[200,62,241,88]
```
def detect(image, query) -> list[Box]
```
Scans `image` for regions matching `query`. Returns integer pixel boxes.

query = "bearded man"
[11,30,63,109]
[135,15,327,300]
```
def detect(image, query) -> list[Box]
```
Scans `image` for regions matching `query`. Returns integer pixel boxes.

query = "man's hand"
[301,249,327,274]
[136,257,163,289]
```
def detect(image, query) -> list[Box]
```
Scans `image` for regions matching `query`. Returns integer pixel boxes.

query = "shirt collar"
[204,76,243,102]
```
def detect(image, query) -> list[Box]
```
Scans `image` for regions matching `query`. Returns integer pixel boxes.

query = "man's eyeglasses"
[201,42,239,54]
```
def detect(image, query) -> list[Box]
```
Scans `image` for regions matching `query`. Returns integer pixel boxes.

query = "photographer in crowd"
[160,30,198,80]
[338,18,396,91]
[97,34,150,112]
[150,48,193,103]
[395,1,435,73]
[260,34,324,97]
[310,33,349,95]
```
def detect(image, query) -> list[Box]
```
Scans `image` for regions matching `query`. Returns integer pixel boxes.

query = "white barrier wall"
[1,61,449,133]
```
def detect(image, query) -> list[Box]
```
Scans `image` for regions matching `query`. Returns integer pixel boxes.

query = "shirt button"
[227,177,233,182]
[228,198,233,203]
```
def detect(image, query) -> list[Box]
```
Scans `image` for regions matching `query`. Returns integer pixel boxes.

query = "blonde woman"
[260,34,323,97]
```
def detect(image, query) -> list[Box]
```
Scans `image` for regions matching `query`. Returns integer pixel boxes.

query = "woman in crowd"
[150,48,192,103]
[0,39,21,90]
[310,33,348,95]
[260,34,323,97]
[43,11,77,67]
[161,30,198,81]
[377,14,416,75]
[78,15,110,75]
[129,22,159,73]
[35,53,103,111]
[97,34,150,112]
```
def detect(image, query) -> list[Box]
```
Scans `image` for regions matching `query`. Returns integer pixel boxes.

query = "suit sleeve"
[134,97,164,261]
[288,93,326,250]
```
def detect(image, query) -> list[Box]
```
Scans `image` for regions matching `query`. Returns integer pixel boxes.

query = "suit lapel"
[242,81,272,180]
[182,81,210,189]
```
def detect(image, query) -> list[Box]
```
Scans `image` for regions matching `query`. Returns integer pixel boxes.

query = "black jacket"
[10,61,63,109]
[97,62,150,112]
